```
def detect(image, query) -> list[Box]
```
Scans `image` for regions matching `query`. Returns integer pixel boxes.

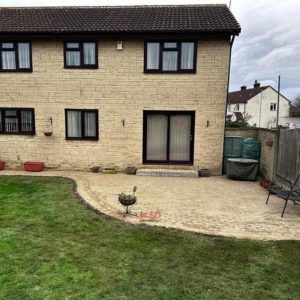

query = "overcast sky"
[2,0,300,100]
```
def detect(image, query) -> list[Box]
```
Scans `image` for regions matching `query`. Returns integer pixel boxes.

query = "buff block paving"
[1,170,299,240]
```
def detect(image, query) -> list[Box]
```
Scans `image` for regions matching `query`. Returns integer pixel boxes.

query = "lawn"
[0,176,299,300]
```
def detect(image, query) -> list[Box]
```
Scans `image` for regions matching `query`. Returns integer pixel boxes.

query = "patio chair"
[266,173,300,217]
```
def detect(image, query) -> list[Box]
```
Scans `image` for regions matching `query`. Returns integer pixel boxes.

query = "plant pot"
[24,161,44,172]
[198,168,210,177]
[44,131,52,137]
[102,167,117,174]
[118,196,137,213]
[91,166,100,173]
[0,160,5,171]
[118,197,137,207]
[125,166,137,175]
[260,178,276,191]
[260,178,270,189]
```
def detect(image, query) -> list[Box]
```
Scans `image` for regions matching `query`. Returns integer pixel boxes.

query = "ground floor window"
[0,108,35,134]
[65,109,98,140]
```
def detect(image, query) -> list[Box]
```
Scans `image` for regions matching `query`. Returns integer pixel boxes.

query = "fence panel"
[277,129,300,188]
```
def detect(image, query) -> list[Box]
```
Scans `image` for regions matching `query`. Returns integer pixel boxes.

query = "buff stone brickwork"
[0,37,230,173]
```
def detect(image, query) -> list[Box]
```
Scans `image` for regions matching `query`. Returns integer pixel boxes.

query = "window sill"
[64,66,98,70]
[0,132,35,135]
[0,69,32,73]
[65,137,99,141]
[142,161,194,165]
[144,70,196,74]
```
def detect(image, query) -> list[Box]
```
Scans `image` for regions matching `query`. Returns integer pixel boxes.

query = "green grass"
[0,176,299,300]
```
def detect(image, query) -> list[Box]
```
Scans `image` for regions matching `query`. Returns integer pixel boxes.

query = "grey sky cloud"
[230,0,300,100]
[2,0,300,100]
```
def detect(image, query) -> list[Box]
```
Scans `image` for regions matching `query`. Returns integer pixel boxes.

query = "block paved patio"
[1,170,300,240]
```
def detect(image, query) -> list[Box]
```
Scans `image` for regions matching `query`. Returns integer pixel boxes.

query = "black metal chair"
[266,173,300,217]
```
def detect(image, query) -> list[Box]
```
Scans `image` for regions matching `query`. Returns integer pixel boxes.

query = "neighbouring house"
[227,81,290,128]
[0,5,240,174]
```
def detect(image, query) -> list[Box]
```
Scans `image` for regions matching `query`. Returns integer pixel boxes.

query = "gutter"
[0,30,241,40]
[222,34,235,174]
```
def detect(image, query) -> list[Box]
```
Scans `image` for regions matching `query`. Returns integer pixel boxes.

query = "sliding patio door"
[143,111,195,164]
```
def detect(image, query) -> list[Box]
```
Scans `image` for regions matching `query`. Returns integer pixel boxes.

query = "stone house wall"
[0,37,230,174]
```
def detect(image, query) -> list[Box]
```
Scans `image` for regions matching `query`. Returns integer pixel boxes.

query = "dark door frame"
[143,110,195,165]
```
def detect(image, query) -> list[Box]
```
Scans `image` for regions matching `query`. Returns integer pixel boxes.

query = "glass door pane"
[146,114,168,161]
[169,115,191,161]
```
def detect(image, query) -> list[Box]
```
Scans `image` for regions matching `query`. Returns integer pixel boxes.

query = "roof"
[228,86,291,104]
[0,5,241,36]
[228,86,269,104]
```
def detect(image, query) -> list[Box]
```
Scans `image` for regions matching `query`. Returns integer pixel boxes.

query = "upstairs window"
[65,109,98,140]
[145,41,197,73]
[0,42,31,71]
[270,103,277,111]
[234,104,240,111]
[64,41,97,68]
[0,108,35,134]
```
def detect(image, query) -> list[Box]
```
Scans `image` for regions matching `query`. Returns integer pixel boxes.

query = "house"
[227,81,290,128]
[0,5,240,175]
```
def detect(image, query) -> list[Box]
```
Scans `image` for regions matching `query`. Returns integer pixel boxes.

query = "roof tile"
[228,87,269,104]
[0,5,241,35]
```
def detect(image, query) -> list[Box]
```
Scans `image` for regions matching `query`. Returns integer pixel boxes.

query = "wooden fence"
[277,129,300,188]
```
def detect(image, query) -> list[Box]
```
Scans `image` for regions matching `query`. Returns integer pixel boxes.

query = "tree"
[290,95,300,117]
[226,112,255,128]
